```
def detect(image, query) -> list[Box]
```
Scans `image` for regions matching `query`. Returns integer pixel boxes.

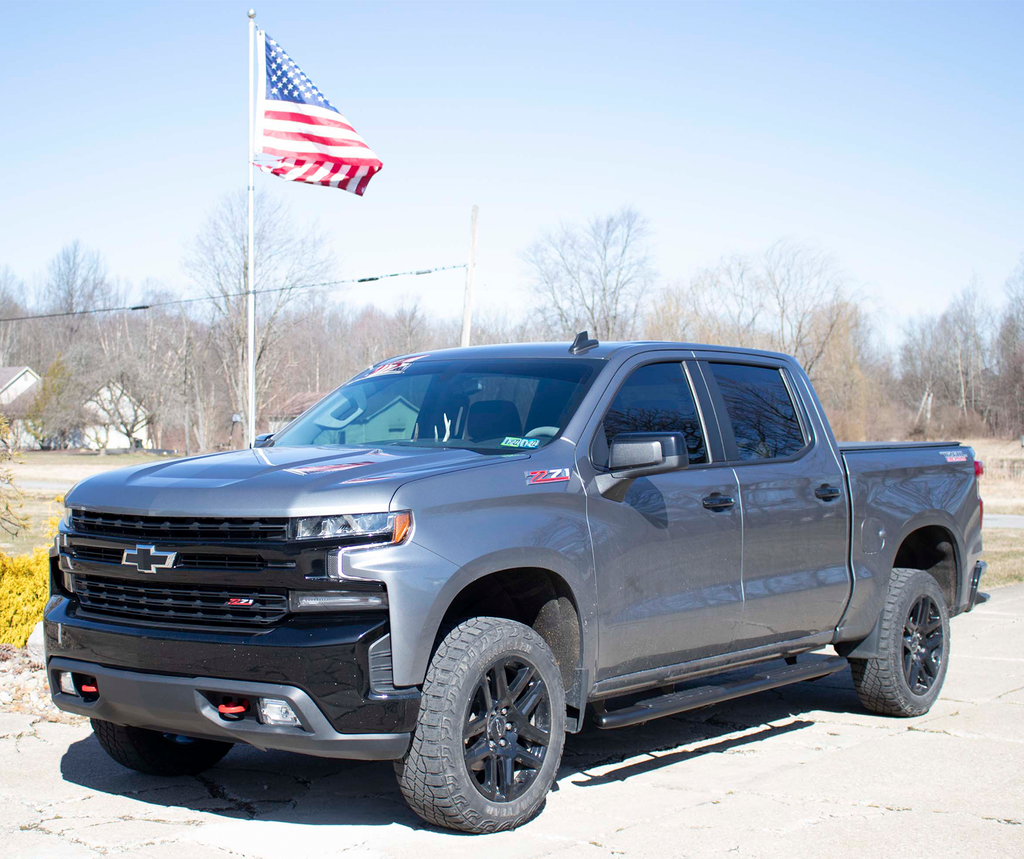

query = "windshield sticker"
[940,450,967,463]
[285,461,375,475]
[366,354,428,377]
[526,468,571,485]
[502,437,541,449]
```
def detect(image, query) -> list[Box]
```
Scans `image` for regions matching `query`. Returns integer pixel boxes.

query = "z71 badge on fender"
[526,468,572,485]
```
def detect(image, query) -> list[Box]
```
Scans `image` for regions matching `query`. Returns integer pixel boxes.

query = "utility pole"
[460,205,479,348]
[245,8,257,447]
[182,314,190,456]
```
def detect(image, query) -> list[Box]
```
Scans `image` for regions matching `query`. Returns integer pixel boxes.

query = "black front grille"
[68,545,295,572]
[70,546,124,565]
[70,510,289,542]
[74,575,289,627]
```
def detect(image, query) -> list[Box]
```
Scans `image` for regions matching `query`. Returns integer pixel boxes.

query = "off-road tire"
[395,617,566,833]
[850,568,951,717]
[91,719,233,775]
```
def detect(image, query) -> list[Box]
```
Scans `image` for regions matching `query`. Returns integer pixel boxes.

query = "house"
[0,366,41,407]
[0,365,152,451]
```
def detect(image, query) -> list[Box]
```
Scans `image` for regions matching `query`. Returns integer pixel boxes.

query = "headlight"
[62,506,74,529]
[291,510,412,544]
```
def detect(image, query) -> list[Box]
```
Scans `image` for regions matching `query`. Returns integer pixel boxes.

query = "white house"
[0,365,152,451]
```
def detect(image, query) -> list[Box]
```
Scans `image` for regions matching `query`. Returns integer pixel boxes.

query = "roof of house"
[0,366,39,392]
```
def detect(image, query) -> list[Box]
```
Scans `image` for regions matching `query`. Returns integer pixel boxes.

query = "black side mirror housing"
[596,432,689,501]
[254,433,275,448]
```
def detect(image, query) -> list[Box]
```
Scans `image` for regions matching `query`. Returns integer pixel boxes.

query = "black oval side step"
[593,655,849,730]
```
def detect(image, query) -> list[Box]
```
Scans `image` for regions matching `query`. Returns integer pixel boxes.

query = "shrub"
[0,500,61,647]
[0,546,52,647]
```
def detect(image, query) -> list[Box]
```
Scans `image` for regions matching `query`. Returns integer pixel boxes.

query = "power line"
[0,263,467,324]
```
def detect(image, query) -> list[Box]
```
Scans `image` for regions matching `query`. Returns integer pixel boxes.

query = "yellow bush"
[0,500,61,647]
[0,546,52,647]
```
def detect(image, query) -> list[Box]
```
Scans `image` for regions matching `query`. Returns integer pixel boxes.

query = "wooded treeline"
[1,197,1022,451]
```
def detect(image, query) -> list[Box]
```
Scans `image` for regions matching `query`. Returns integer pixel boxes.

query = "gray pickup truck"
[46,336,986,833]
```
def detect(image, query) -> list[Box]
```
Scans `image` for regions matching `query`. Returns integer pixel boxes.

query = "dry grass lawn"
[980,528,1024,589]
[963,438,1024,515]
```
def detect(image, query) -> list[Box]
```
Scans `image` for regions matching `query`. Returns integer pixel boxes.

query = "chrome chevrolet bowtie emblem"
[122,544,177,573]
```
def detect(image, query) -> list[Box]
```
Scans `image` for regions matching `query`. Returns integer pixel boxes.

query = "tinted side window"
[599,363,707,465]
[709,363,805,461]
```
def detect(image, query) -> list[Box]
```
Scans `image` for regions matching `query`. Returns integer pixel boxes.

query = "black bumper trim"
[966,560,988,611]
[48,657,410,760]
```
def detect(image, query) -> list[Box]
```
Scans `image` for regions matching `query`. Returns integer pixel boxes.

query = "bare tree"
[523,207,655,340]
[0,415,27,536]
[0,268,24,367]
[994,255,1024,433]
[649,240,851,377]
[183,192,335,446]
[43,242,111,322]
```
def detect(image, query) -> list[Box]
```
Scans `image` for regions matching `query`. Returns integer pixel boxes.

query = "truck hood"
[64,445,525,518]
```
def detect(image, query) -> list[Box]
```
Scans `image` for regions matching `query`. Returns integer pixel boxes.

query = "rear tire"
[395,617,566,833]
[91,719,233,775]
[850,568,951,717]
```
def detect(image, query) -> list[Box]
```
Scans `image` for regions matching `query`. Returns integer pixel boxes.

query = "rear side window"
[598,362,707,465]
[709,363,806,461]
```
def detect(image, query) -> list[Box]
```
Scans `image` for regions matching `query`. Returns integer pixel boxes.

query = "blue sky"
[2,1,1022,345]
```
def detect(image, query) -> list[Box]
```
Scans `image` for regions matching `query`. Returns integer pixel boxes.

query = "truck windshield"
[272,357,603,452]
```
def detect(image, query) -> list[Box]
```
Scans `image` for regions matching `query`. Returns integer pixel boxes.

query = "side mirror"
[596,432,689,502]
[254,433,275,448]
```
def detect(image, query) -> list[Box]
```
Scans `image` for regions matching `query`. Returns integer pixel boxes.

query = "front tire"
[91,719,233,775]
[395,617,566,833]
[850,568,951,717]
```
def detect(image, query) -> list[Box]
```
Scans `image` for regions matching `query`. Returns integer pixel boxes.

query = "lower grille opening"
[74,575,289,627]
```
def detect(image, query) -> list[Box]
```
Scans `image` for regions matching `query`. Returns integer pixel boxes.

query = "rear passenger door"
[699,358,851,649]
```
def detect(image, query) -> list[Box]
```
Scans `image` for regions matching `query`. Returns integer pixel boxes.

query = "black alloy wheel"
[902,594,944,694]
[463,656,551,802]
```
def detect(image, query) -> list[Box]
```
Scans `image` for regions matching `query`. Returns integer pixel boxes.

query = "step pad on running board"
[593,655,849,729]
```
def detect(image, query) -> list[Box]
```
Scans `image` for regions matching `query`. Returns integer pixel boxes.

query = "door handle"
[702,494,735,511]
[814,484,842,501]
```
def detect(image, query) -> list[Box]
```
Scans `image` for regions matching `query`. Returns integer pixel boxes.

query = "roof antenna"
[569,331,599,355]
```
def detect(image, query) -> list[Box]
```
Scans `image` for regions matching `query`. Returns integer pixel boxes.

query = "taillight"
[975,460,984,477]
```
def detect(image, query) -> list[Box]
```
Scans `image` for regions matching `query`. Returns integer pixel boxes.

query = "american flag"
[254,31,382,196]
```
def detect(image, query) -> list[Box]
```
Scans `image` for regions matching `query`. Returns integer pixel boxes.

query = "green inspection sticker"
[501,436,541,449]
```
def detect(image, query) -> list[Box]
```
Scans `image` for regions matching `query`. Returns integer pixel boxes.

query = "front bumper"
[48,656,410,759]
[45,591,420,756]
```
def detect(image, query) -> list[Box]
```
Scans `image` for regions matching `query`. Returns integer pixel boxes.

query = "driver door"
[580,356,745,682]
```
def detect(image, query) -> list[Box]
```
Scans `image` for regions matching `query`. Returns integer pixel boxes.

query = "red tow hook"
[80,683,98,694]
[217,698,250,721]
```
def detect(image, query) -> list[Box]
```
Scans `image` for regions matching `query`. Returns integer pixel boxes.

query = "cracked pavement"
[3,584,1022,858]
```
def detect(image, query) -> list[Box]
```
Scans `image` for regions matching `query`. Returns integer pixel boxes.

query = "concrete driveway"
[3,585,1022,859]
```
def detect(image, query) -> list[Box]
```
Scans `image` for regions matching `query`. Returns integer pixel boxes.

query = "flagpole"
[246,9,257,447]
[459,205,479,348]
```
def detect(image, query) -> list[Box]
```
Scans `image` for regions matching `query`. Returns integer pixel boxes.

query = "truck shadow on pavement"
[58,665,863,830]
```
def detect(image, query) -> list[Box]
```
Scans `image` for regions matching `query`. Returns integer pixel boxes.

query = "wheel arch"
[433,564,589,729]
[891,523,960,611]
[839,522,961,661]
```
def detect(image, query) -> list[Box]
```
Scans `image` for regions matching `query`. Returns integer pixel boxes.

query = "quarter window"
[709,363,805,461]
[598,363,707,466]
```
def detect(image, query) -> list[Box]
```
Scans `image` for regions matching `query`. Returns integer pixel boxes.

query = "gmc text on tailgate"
[46,335,985,833]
